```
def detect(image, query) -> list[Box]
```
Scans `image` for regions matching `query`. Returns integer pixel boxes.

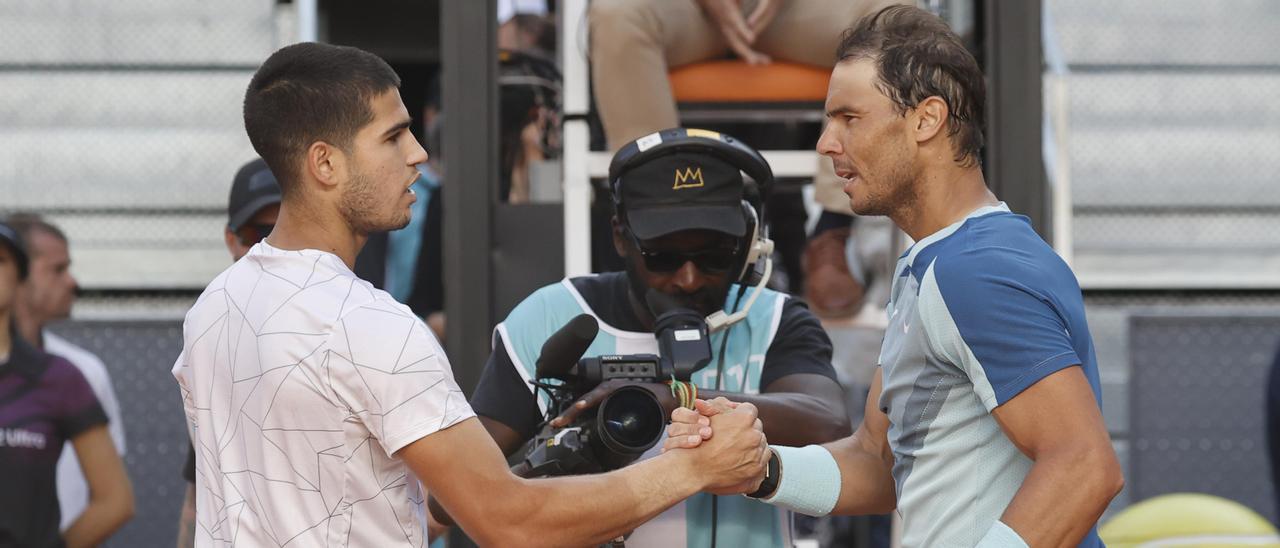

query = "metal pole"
[441,4,497,548]
[441,0,497,396]
[983,0,1049,240]
[561,0,592,276]
[296,0,318,42]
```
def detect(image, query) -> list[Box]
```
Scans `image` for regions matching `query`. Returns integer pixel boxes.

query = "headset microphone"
[706,238,774,332]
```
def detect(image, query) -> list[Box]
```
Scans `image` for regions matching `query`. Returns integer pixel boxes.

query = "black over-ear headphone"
[608,128,775,285]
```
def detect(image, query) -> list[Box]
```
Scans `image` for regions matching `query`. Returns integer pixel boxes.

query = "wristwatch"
[745,448,781,499]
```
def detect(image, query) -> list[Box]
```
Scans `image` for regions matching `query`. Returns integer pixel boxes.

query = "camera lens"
[597,386,664,453]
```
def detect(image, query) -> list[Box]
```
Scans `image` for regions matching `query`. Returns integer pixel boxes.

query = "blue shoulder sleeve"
[918,248,1081,410]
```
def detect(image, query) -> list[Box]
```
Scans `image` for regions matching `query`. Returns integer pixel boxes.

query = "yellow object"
[1101,493,1280,548]
[684,128,721,140]
[672,167,705,190]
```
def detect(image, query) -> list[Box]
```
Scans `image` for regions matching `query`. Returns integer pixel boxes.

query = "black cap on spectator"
[227,158,282,232]
[0,222,29,280]
[618,152,746,241]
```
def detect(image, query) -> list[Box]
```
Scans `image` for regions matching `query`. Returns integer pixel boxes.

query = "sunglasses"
[237,223,274,246]
[635,242,740,274]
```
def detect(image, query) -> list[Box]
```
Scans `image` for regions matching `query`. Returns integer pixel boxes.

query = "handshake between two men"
[419,397,772,547]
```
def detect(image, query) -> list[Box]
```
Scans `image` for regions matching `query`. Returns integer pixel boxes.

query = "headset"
[608,128,776,332]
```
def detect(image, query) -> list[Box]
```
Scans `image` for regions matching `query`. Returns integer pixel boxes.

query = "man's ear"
[306,141,346,190]
[912,95,949,146]
[611,216,629,258]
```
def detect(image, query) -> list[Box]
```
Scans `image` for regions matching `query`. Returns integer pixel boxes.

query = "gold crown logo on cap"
[673,166,705,190]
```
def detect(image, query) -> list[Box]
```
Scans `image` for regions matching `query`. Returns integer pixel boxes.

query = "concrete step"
[1072,210,1280,289]
[43,211,229,290]
[1074,248,1280,289]
[1068,126,1280,207]
[0,71,253,129]
[1073,210,1280,251]
[0,128,256,209]
[0,0,275,66]
[1050,0,1280,66]
[1067,72,1280,130]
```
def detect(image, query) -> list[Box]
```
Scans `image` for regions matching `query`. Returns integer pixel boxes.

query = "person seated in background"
[5,214,130,538]
[0,222,134,548]
[465,128,850,547]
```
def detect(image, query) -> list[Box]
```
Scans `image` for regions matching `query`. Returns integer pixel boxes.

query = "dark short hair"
[243,42,401,193]
[4,213,67,255]
[836,5,985,167]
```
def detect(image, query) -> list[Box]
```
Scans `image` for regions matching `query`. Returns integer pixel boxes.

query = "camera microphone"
[535,314,600,379]
[643,289,712,380]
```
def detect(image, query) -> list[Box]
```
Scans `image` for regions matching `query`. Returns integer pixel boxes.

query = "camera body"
[515,307,712,478]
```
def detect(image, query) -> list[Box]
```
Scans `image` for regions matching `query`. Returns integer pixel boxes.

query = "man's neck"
[12,304,43,350]
[265,201,367,270]
[891,165,999,242]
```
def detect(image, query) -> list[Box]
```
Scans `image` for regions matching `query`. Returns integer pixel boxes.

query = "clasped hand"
[664,397,767,495]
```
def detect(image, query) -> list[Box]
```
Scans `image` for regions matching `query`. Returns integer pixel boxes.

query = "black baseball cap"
[0,222,29,280]
[227,158,282,232]
[616,152,746,241]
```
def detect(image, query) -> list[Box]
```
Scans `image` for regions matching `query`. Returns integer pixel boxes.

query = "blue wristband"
[760,445,841,516]
[975,521,1028,548]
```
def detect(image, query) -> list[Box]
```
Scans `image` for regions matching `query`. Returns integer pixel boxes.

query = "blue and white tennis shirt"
[879,203,1104,547]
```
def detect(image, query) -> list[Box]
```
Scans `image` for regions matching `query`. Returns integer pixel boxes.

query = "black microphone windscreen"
[535,314,599,379]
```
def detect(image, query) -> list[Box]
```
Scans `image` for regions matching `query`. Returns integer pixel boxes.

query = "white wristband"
[975,520,1028,548]
[761,444,841,516]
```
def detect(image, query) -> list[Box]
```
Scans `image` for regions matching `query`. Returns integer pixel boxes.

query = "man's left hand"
[549,380,677,428]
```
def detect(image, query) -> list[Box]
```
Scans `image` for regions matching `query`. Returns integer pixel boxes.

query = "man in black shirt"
[469,128,850,547]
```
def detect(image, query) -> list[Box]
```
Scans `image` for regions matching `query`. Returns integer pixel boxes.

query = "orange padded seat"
[668,60,831,103]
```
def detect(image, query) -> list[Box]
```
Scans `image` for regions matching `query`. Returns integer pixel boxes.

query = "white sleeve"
[326,301,474,457]
[46,335,127,454]
[92,362,127,454]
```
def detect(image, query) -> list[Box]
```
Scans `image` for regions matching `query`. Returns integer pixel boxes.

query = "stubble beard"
[851,147,921,220]
[340,168,411,235]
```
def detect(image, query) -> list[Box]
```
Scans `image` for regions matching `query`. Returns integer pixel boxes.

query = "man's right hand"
[673,401,768,496]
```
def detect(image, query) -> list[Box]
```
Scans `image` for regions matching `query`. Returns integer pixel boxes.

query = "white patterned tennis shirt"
[173,242,473,547]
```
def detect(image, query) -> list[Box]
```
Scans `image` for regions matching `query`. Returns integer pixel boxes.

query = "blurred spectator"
[499,49,561,203]
[0,222,134,547]
[176,158,281,548]
[498,0,555,53]
[6,214,129,534]
[804,172,876,319]
[812,215,898,547]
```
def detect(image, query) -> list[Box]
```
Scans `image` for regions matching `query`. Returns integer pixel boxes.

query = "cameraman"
[471,128,851,547]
